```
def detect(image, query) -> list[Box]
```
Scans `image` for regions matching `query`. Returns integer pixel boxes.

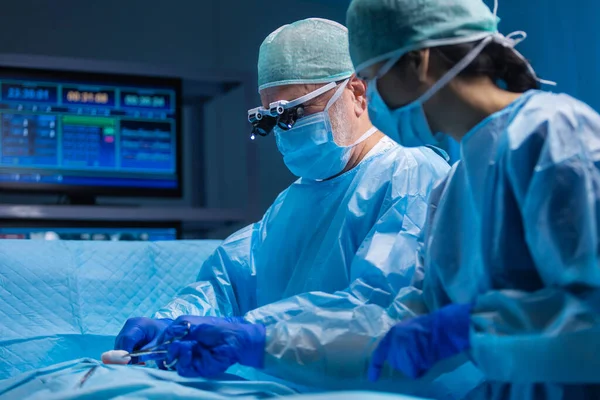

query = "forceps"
[127,321,191,370]
[76,365,99,389]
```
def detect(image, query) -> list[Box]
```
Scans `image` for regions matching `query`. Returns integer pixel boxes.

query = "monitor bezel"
[0,65,184,199]
[0,219,182,240]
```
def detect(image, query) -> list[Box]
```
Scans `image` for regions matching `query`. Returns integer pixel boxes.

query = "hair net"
[346,0,499,74]
[257,18,354,91]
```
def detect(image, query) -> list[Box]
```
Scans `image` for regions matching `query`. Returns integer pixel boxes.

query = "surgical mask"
[275,79,377,180]
[366,31,554,148]
[367,36,495,148]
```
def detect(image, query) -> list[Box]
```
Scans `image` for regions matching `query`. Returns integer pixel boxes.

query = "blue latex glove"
[114,317,173,359]
[156,315,266,378]
[369,303,472,381]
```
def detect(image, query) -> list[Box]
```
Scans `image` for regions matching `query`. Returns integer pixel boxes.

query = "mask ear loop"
[324,78,376,149]
[418,30,556,101]
[493,0,556,87]
[325,78,351,111]
[496,31,557,87]
[376,54,403,81]
[282,81,338,109]
[418,35,496,104]
[350,126,379,147]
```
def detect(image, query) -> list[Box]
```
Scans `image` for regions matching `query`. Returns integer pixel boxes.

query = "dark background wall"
[490,0,600,111]
[0,0,349,228]
[0,0,596,237]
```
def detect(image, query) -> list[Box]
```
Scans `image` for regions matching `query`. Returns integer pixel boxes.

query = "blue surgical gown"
[417,90,600,398]
[155,137,456,395]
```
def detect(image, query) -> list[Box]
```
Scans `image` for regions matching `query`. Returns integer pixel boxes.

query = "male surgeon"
[115,18,450,395]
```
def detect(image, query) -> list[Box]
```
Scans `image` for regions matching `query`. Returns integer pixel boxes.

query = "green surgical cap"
[347,0,499,73]
[257,18,354,91]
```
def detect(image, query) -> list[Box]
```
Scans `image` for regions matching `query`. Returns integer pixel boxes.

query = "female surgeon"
[347,0,600,398]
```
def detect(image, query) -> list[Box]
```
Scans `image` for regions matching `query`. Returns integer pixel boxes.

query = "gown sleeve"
[153,222,259,319]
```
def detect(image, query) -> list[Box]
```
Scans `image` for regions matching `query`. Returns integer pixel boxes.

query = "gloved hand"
[156,315,266,378]
[369,303,472,381]
[114,317,173,357]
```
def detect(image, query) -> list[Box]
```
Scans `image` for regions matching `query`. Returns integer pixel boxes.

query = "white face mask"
[275,79,377,180]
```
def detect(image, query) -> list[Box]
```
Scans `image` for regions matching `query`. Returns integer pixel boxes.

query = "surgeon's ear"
[416,48,431,84]
[348,75,367,117]
[390,51,426,92]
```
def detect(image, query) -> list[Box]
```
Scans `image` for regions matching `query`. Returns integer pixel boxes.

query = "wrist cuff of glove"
[238,323,266,369]
[435,303,473,357]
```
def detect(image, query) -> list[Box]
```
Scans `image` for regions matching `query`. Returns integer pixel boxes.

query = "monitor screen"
[0,67,182,197]
[0,221,179,241]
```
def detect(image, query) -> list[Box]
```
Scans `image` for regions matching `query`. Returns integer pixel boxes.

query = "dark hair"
[401,41,540,93]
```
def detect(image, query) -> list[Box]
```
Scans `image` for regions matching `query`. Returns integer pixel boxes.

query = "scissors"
[126,321,191,370]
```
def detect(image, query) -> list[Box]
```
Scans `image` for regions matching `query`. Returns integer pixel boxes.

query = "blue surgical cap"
[257,18,354,91]
[346,0,499,74]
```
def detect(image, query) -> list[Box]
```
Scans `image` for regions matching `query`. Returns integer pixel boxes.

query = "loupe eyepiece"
[277,106,305,131]
[251,117,276,137]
